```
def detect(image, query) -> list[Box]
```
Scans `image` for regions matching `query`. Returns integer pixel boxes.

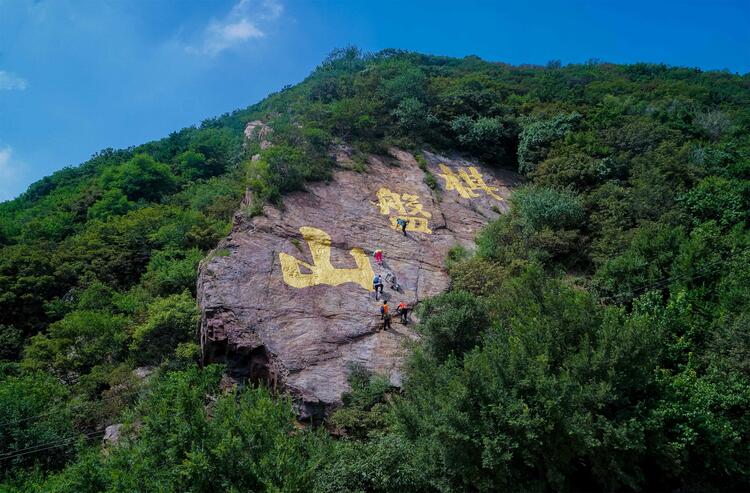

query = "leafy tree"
[415,290,488,363]
[38,366,327,493]
[102,153,177,202]
[175,150,209,180]
[142,248,203,296]
[693,109,732,141]
[0,325,22,361]
[87,189,135,220]
[393,97,436,135]
[679,176,749,227]
[22,310,129,381]
[0,373,75,478]
[130,292,198,364]
[394,267,665,492]
[517,113,580,174]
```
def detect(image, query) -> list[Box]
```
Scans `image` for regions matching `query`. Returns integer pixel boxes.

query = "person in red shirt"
[397,301,408,324]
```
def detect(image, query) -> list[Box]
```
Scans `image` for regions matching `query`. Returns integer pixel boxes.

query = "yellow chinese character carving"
[279,227,374,291]
[390,216,432,234]
[402,193,432,219]
[376,187,407,215]
[375,187,433,234]
[437,164,503,201]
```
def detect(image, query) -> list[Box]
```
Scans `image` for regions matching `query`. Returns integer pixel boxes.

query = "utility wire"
[0,429,107,462]
[598,249,746,303]
[0,387,148,430]
[0,428,103,457]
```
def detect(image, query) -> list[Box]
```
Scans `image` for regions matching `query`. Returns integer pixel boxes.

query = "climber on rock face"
[397,301,409,324]
[373,274,384,299]
[380,300,392,331]
[396,217,408,235]
[373,249,383,265]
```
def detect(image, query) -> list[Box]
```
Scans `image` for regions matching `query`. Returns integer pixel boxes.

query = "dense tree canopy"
[1,48,749,491]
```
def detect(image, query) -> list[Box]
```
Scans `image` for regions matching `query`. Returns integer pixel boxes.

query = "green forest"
[1,48,749,492]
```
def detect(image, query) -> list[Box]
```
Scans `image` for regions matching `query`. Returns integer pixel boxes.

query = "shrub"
[0,373,75,478]
[0,325,22,361]
[517,113,580,174]
[512,185,584,231]
[416,290,488,363]
[22,311,129,381]
[142,248,203,296]
[103,153,177,202]
[130,292,198,364]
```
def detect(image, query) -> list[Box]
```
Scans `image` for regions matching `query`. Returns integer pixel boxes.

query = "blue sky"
[0,0,748,201]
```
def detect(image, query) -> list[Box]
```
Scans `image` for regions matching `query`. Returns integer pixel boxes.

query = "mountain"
[1,48,749,492]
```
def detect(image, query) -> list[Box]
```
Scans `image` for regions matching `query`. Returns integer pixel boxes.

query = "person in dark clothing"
[397,301,408,324]
[396,217,408,235]
[380,300,392,331]
[373,274,384,300]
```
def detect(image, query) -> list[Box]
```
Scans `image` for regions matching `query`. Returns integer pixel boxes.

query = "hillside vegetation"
[1,48,749,492]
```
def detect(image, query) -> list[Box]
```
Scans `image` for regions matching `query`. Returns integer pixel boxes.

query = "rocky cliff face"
[198,146,517,418]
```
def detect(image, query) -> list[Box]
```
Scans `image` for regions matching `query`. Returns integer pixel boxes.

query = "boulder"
[103,423,122,446]
[244,120,272,149]
[198,149,518,419]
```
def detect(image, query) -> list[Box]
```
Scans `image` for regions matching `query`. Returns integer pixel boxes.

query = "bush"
[315,435,429,493]
[142,248,203,296]
[512,185,584,231]
[416,290,488,363]
[103,153,177,202]
[0,373,75,478]
[475,187,585,265]
[330,364,394,439]
[0,325,22,361]
[39,366,327,493]
[517,113,580,174]
[130,292,198,364]
[22,310,129,381]
[450,115,510,159]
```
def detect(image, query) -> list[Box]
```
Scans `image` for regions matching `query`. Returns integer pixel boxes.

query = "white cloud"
[187,0,283,56]
[0,146,24,202]
[0,71,27,91]
[0,147,14,178]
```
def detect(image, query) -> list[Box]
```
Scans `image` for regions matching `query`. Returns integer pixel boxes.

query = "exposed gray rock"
[103,423,122,446]
[244,120,272,149]
[132,366,154,380]
[198,148,518,419]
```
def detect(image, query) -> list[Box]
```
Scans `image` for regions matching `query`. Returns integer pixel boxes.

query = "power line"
[0,387,148,430]
[600,262,721,303]
[598,249,746,304]
[0,428,104,457]
[0,429,106,462]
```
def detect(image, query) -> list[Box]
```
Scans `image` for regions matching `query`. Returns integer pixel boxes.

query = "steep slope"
[198,143,517,417]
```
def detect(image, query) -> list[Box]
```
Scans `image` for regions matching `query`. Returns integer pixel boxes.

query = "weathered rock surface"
[244,120,272,149]
[103,423,123,446]
[198,148,518,418]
